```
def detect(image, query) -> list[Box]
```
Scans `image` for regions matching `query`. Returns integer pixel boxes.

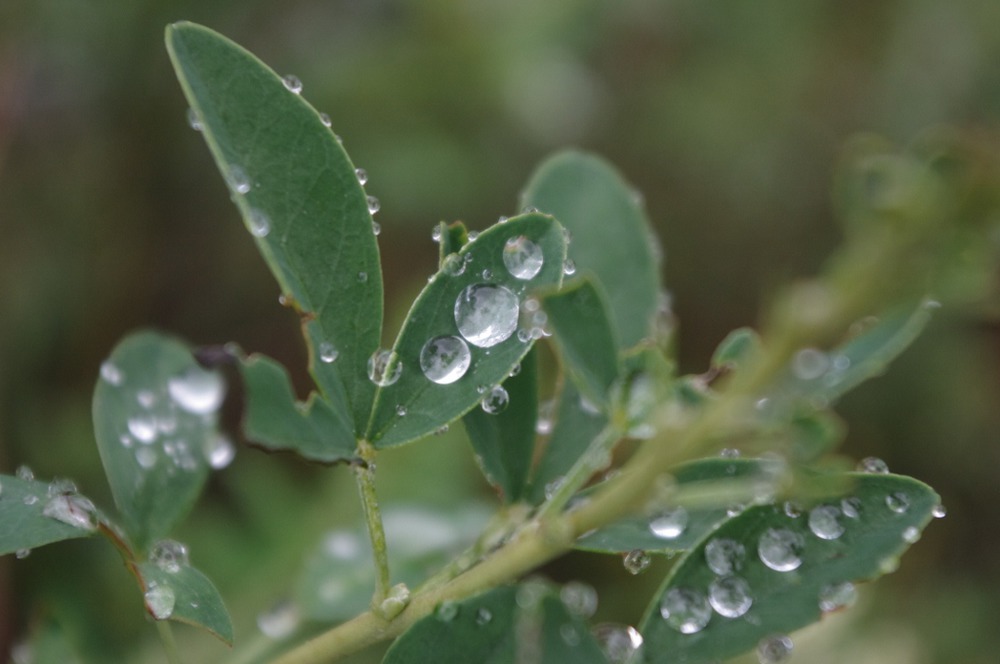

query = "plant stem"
[354,440,390,607]
[156,620,182,664]
[536,424,621,521]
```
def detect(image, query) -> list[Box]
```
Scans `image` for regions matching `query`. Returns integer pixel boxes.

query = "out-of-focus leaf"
[711,327,761,371]
[137,561,234,645]
[521,151,661,348]
[92,331,222,552]
[366,213,567,448]
[463,349,538,503]
[639,473,940,663]
[166,22,382,430]
[0,475,101,556]
[237,353,356,463]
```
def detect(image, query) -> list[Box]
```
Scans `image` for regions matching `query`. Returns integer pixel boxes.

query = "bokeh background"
[2,1,1000,662]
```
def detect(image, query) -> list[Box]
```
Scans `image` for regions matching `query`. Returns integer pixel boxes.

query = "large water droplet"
[248,208,271,238]
[150,539,190,573]
[709,576,753,618]
[591,624,643,664]
[419,336,471,385]
[660,587,712,634]
[885,492,910,514]
[258,600,301,639]
[757,634,793,663]
[808,504,845,540]
[318,341,339,363]
[42,494,97,531]
[227,165,251,194]
[145,583,176,619]
[100,361,123,386]
[560,581,598,618]
[168,366,225,415]
[818,581,857,612]
[792,348,829,380]
[649,506,688,540]
[368,349,402,386]
[623,550,651,575]
[128,414,158,444]
[204,433,235,469]
[454,284,520,348]
[480,385,509,414]
[282,74,303,94]
[502,235,544,280]
[705,538,746,576]
[858,456,889,474]
[758,528,804,572]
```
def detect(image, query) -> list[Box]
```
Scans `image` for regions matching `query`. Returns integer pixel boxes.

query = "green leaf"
[92,331,221,552]
[437,221,470,264]
[462,349,538,503]
[237,353,357,463]
[542,277,620,408]
[638,473,940,663]
[575,458,772,554]
[166,22,382,431]
[0,475,101,556]
[366,213,568,448]
[711,327,761,371]
[297,504,489,621]
[382,583,606,664]
[137,561,234,645]
[521,151,661,348]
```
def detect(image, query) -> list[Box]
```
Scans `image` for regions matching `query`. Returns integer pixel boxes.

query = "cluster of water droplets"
[41,478,98,532]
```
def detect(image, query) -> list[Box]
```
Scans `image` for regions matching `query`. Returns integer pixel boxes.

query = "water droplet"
[819,581,857,612]
[0,478,3,498]
[454,284,520,348]
[248,208,271,237]
[858,456,889,474]
[258,600,300,639]
[792,347,829,380]
[535,401,554,434]
[357,271,368,282]
[562,259,577,276]
[318,341,339,363]
[783,501,802,518]
[502,235,544,280]
[727,503,746,517]
[757,634,793,663]
[560,581,598,618]
[560,623,581,647]
[368,349,402,386]
[649,506,688,540]
[355,168,368,185]
[480,385,509,414]
[145,583,176,619]
[885,492,910,514]
[841,497,862,518]
[16,549,30,559]
[227,165,251,194]
[282,74,303,94]
[592,624,643,663]
[808,504,845,540]
[758,528,804,572]
[419,335,471,385]
[441,253,467,276]
[168,366,225,415]
[319,112,332,128]
[135,447,157,469]
[204,433,235,469]
[480,267,493,280]
[128,414,158,444]
[372,221,381,236]
[16,465,33,481]
[435,601,459,622]
[367,195,380,215]
[660,587,712,634]
[932,504,947,518]
[22,494,38,506]
[879,556,900,573]
[395,404,407,417]
[623,549,651,575]
[467,230,480,241]
[431,225,443,243]
[522,205,539,214]
[186,107,202,131]
[42,494,97,531]
[150,539,190,573]
[902,526,920,543]
[705,538,746,576]
[719,447,741,458]
[709,576,753,618]
[498,215,509,224]
[100,361,123,386]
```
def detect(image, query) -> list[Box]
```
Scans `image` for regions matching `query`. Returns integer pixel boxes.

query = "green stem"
[354,440,390,607]
[156,620,182,664]
[536,424,621,521]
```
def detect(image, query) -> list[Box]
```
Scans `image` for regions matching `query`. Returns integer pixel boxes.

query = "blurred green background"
[2,1,999,662]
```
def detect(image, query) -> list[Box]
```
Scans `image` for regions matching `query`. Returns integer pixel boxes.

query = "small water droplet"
[16,465,34,482]
[562,259,577,276]
[42,493,97,531]
[282,74,303,94]
[168,366,225,415]
[932,504,947,518]
[498,215,509,224]
[135,447,157,469]
[150,539,190,573]
[902,526,920,543]
[128,414,158,444]
[758,528,804,572]
[357,271,368,282]
[372,221,381,236]
[709,576,753,618]
[560,581,598,618]
[319,341,339,363]
[431,225,444,243]
[705,538,746,576]
[368,349,402,386]
[858,456,889,474]
[137,390,157,408]
[757,634,793,663]
[481,385,509,414]
[186,107,202,131]
[623,549,651,575]
[248,208,271,237]
[783,501,802,518]
[660,587,712,634]
[258,600,301,639]
[100,361,123,386]
[435,601,459,622]
[46,477,76,496]
[560,623,581,647]
[885,492,910,514]
[841,496,862,518]
[22,494,38,506]
[355,168,368,185]
[792,347,829,380]
[145,583,176,619]
[808,504,845,540]
[522,205,539,214]
[502,235,544,280]
[394,404,407,417]
[227,165,252,194]
[475,607,492,625]
[591,624,643,663]
[535,400,554,434]
[16,548,30,559]
[719,447,740,458]
[649,506,688,539]
[419,335,471,385]
[819,581,857,612]
[454,284,520,348]
[319,112,332,128]
[367,195,380,215]
[481,267,493,280]
[204,433,235,469]
[467,230,480,241]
